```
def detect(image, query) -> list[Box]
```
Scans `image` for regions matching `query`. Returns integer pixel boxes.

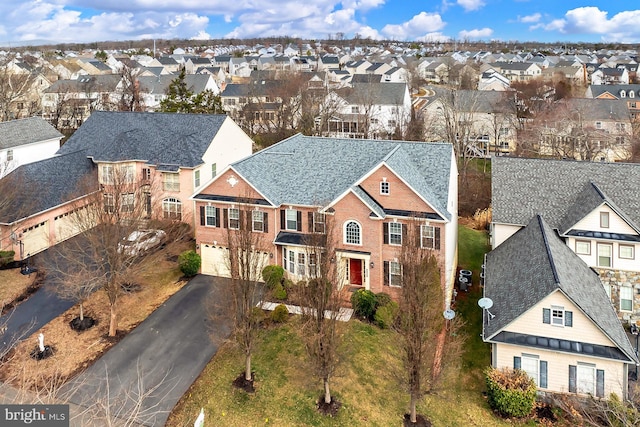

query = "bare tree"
[396,220,463,424]
[299,212,344,412]
[0,54,37,122]
[225,202,269,388]
[45,164,169,337]
[116,63,145,112]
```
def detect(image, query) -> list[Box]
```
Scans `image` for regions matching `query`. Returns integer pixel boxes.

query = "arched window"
[630,91,635,98]
[344,220,361,245]
[620,90,626,98]
[163,197,182,220]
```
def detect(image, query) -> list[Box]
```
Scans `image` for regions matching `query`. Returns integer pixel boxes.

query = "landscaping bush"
[271,304,289,323]
[273,283,287,300]
[350,289,378,321]
[262,265,284,289]
[0,250,15,267]
[251,306,266,324]
[485,367,537,418]
[374,300,399,329]
[178,250,201,277]
[375,292,393,308]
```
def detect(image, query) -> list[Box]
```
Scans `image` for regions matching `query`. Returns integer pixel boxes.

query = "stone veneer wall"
[598,268,640,324]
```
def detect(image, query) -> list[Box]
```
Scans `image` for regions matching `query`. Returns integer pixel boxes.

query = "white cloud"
[458,27,493,39]
[418,32,450,43]
[535,7,640,42]
[457,0,485,12]
[518,13,541,23]
[381,12,445,40]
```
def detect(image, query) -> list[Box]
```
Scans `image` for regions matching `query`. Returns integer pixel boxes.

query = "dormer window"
[630,91,635,98]
[380,180,389,195]
[620,90,626,98]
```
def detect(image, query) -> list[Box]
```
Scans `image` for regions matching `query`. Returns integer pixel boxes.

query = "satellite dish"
[478,297,494,309]
[443,309,456,320]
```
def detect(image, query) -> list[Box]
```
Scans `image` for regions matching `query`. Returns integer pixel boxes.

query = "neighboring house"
[592,68,630,86]
[0,117,63,177]
[420,88,518,154]
[478,70,510,91]
[536,98,632,162]
[489,62,542,82]
[585,84,640,120]
[0,112,253,259]
[321,82,412,139]
[192,134,458,303]
[41,74,122,131]
[137,74,220,111]
[484,215,638,399]
[491,157,640,322]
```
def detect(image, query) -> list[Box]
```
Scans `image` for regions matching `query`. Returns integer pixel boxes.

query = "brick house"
[0,112,253,260]
[192,134,458,301]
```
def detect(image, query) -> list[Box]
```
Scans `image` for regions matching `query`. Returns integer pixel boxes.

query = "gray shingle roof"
[0,117,63,150]
[485,215,637,363]
[492,157,640,232]
[137,74,214,95]
[228,134,453,220]
[0,149,97,224]
[56,111,227,169]
[338,82,408,105]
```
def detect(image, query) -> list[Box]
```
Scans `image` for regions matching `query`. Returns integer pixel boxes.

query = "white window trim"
[577,363,596,395]
[344,220,362,246]
[620,286,633,312]
[205,205,216,227]
[551,306,564,327]
[252,210,264,232]
[163,172,180,192]
[388,222,402,245]
[380,181,390,195]
[421,225,435,249]
[194,170,201,188]
[228,208,240,230]
[521,354,540,386]
[162,197,182,220]
[389,261,402,287]
[285,209,298,231]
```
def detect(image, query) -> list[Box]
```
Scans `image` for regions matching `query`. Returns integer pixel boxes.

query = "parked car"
[118,229,166,256]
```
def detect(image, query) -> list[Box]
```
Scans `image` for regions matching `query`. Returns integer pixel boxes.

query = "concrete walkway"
[60,275,233,426]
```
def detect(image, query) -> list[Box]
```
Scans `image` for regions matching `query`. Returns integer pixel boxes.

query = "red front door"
[349,259,363,286]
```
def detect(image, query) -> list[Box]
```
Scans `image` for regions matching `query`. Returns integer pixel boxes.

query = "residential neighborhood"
[1,36,640,426]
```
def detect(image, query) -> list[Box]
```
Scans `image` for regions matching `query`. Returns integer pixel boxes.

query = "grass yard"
[0,268,39,309]
[168,225,516,427]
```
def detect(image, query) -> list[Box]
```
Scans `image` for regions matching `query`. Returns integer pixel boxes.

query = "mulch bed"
[232,372,255,393]
[317,396,342,417]
[403,413,432,426]
[69,316,96,331]
[30,345,54,360]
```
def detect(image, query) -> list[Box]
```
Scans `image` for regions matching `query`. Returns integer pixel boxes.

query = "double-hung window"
[388,223,402,245]
[389,261,402,287]
[514,355,547,388]
[252,211,264,232]
[205,206,216,226]
[620,286,633,312]
[312,212,325,233]
[421,225,435,249]
[286,209,298,231]
[597,243,612,268]
[163,173,180,192]
[228,208,240,229]
[120,193,134,212]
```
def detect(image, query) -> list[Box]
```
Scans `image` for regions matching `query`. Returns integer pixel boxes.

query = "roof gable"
[0,117,63,150]
[57,111,227,168]
[485,215,637,362]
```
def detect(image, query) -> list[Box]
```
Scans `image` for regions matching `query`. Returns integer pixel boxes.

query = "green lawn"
[168,226,514,426]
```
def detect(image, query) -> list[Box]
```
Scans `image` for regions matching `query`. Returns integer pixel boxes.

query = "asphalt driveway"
[61,275,234,427]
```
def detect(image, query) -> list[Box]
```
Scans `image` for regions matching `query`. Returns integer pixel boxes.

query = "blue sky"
[0,1,639,46]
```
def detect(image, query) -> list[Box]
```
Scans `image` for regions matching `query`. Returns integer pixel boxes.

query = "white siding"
[492,223,521,248]
[571,205,636,235]
[505,291,615,347]
[494,342,627,398]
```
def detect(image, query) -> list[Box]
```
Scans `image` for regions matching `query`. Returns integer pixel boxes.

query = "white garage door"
[200,245,271,279]
[22,220,49,257]
[201,244,231,277]
[54,209,84,242]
